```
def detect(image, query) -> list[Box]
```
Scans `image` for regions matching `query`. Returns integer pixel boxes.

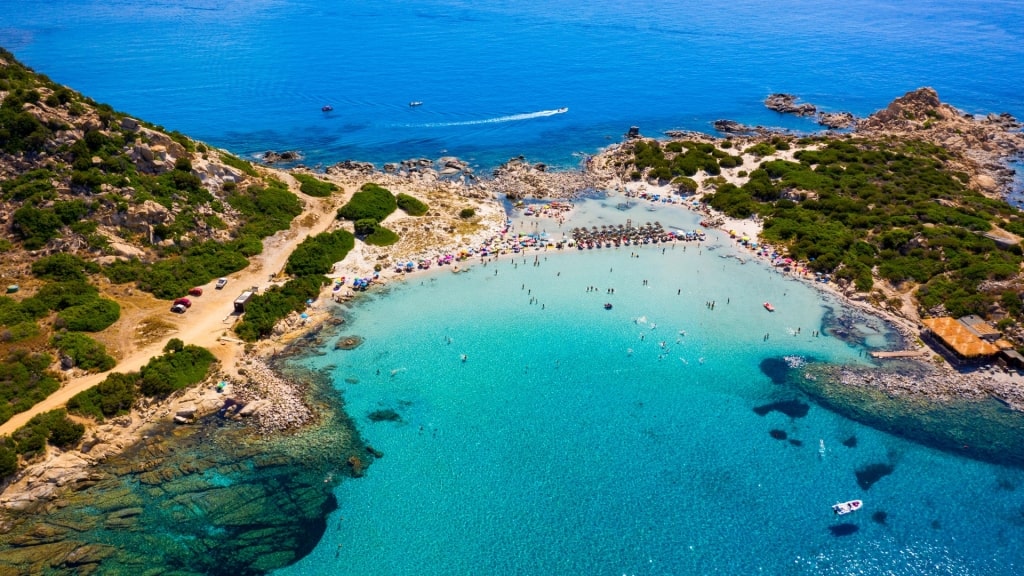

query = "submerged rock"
[855,462,895,491]
[0,364,371,576]
[753,399,810,418]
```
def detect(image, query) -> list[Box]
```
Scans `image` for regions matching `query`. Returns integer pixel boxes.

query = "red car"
[173,297,192,308]
[188,287,203,297]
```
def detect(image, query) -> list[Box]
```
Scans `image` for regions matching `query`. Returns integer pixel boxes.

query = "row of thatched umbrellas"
[570,222,669,243]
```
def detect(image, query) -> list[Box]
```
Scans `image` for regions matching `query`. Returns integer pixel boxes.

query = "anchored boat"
[832,500,862,515]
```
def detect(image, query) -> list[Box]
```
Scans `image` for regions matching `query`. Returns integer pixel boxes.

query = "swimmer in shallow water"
[461,354,468,362]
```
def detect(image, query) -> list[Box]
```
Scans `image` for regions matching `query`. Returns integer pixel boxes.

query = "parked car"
[170,303,187,314]
[188,287,203,297]
[216,277,228,289]
[173,297,192,308]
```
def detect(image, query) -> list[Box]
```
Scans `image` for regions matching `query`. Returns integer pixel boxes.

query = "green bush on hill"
[51,331,116,372]
[218,151,260,177]
[397,193,429,216]
[228,180,303,239]
[67,372,138,421]
[284,230,356,277]
[337,183,397,223]
[0,351,60,425]
[293,173,338,197]
[0,439,16,479]
[234,275,326,341]
[365,225,400,246]
[31,253,100,282]
[12,409,84,457]
[705,137,1024,318]
[138,345,216,397]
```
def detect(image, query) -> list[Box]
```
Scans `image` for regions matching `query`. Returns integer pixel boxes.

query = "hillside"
[609,88,1024,345]
[0,47,307,431]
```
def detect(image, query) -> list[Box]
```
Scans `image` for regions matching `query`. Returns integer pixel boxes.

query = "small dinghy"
[832,500,862,515]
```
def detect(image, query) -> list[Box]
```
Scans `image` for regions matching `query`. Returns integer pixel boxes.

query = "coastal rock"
[334,335,364,350]
[326,159,376,174]
[262,150,303,164]
[713,119,756,134]
[817,111,857,129]
[765,93,817,116]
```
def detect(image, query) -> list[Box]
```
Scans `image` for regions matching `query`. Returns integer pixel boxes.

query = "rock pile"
[488,156,597,200]
[231,356,313,434]
[765,93,817,116]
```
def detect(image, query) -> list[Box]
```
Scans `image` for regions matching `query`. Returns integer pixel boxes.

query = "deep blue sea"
[4,0,1024,170]
[5,1,1024,574]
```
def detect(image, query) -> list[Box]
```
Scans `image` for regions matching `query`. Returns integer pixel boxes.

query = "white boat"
[832,500,862,515]
[409,101,423,107]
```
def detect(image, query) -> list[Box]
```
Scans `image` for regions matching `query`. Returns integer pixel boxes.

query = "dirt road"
[0,188,343,437]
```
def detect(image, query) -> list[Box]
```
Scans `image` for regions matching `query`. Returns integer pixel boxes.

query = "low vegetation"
[67,342,216,421]
[293,173,338,197]
[337,183,398,222]
[397,193,429,216]
[234,275,327,341]
[698,136,1024,319]
[0,351,60,425]
[51,331,116,372]
[10,409,84,459]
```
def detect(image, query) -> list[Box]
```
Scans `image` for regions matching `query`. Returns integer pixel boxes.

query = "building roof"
[959,314,1002,339]
[922,317,1000,358]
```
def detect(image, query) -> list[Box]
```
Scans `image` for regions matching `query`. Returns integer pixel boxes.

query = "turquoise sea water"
[5,1,1024,573]
[277,200,1023,575]
[4,0,1024,170]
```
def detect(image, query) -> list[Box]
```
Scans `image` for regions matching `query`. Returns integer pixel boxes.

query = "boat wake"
[409,107,568,128]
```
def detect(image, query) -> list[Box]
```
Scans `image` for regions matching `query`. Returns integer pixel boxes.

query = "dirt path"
[0,184,344,437]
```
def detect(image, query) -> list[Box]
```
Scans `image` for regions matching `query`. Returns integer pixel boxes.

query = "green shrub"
[228,181,302,239]
[285,230,355,277]
[68,371,138,421]
[51,332,116,372]
[672,177,698,194]
[1,168,56,202]
[0,350,60,425]
[31,253,99,282]
[354,218,377,236]
[139,345,215,397]
[397,193,429,216]
[218,151,259,177]
[12,409,83,456]
[366,225,400,246]
[337,183,397,222]
[56,298,120,332]
[11,205,62,248]
[293,173,338,197]
[459,208,476,219]
[234,275,325,341]
[0,440,16,478]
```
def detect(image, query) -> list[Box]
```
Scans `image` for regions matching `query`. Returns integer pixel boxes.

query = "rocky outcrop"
[326,159,376,174]
[191,157,244,190]
[489,156,597,200]
[262,150,303,164]
[857,87,1024,198]
[765,93,817,116]
[97,199,170,235]
[130,126,189,174]
[817,111,857,129]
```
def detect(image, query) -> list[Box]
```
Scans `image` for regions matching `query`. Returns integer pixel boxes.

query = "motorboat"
[832,500,862,515]
[409,101,423,107]
[321,105,334,112]
[763,302,775,312]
